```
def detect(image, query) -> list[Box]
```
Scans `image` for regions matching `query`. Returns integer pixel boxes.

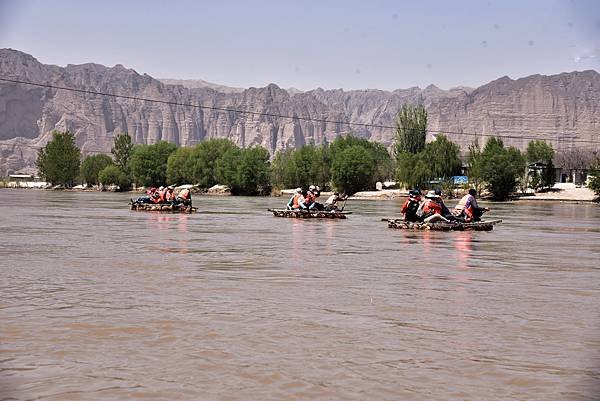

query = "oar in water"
[339,198,349,212]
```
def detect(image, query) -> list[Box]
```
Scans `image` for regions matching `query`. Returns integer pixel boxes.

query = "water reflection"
[454,231,473,270]
[1,190,599,401]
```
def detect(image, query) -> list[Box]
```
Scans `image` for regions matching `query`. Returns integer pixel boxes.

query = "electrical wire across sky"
[1,76,600,147]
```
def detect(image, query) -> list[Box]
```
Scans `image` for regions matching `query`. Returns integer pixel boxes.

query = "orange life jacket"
[292,193,303,209]
[165,189,175,201]
[304,191,316,206]
[423,199,442,215]
[178,188,191,200]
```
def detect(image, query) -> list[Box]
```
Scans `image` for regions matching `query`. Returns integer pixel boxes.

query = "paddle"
[339,198,348,212]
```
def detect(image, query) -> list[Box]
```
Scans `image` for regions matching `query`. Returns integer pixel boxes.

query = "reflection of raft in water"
[130,202,197,214]
[383,219,502,231]
[268,209,350,219]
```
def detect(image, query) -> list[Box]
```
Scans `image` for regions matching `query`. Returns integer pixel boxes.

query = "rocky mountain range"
[158,78,245,94]
[0,48,599,175]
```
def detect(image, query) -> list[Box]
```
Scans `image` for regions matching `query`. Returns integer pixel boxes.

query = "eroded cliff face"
[0,48,599,174]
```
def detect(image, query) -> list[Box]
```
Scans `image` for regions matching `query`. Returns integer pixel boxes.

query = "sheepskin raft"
[268,209,350,219]
[130,202,197,214]
[384,219,501,231]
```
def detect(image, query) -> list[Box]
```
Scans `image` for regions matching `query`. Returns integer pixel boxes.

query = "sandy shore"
[350,189,407,200]
[516,184,597,202]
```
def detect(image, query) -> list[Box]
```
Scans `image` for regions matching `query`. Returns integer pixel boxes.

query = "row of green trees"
[36,130,395,195]
[37,131,135,190]
[36,131,272,195]
[36,108,590,200]
[163,139,271,195]
[270,136,394,194]
[391,105,562,200]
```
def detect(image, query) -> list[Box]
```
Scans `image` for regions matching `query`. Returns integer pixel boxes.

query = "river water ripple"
[1,190,599,400]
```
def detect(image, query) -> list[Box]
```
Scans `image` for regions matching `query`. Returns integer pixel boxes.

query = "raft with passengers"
[130,185,196,213]
[270,186,350,219]
[383,188,501,231]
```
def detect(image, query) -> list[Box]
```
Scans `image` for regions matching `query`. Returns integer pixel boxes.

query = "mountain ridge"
[1,48,599,175]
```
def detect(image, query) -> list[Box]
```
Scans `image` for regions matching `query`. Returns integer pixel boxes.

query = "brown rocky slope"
[0,48,599,174]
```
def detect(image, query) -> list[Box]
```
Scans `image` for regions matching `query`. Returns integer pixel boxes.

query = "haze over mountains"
[0,48,599,175]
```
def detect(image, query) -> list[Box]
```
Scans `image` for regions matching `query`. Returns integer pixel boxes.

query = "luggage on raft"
[383,218,502,231]
[268,209,350,219]
[130,201,196,214]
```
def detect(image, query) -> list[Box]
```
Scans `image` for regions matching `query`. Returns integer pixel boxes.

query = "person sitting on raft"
[324,192,347,211]
[164,185,176,203]
[286,188,306,210]
[133,187,158,204]
[175,187,192,206]
[422,190,452,223]
[453,188,489,222]
[303,185,317,210]
[433,188,458,221]
[401,189,423,222]
[306,185,326,210]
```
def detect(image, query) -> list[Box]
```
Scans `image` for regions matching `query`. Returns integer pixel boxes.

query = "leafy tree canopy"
[166,146,193,185]
[98,165,131,190]
[394,104,427,157]
[526,140,554,164]
[187,139,238,187]
[331,145,376,194]
[130,141,177,187]
[81,154,113,186]
[480,137,526,200]
[36,131,81,187]
[111,133,134,172]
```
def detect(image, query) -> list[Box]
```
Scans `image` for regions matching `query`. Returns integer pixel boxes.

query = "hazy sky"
[0,0,598,91]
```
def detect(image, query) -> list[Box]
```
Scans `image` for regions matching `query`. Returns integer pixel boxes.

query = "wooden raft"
[268,209,350,219]
[130,202,197,214]
[383,219,502,231]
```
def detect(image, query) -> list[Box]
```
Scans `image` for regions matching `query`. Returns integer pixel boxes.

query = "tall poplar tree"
[36,131,81,187]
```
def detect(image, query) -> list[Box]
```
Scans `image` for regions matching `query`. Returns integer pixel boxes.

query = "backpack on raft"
[405,200,421,222]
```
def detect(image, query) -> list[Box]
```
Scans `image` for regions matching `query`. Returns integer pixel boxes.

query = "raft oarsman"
[286,188,306,210]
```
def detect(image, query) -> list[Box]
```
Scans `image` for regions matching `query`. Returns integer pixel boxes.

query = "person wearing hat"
[401,189,423,222]
[164,185,176,203]
[304,185,318,210]
[453,188,489,222]
[422,190,451,223]
[324,191,348,211]
[434,188,456,220]
[286,188,306,210]
[309,185,326,210]
[149,186,164,204]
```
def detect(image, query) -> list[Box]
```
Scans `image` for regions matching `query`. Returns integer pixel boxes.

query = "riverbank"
[3,183,598,203]
[516,183,598,203]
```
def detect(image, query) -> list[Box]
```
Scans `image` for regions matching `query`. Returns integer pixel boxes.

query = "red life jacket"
[423,199,442,215]
[464,204,474,222]
[151,192,162,204]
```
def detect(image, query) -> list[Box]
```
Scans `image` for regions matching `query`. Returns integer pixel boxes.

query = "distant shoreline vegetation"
[30,106,600,201]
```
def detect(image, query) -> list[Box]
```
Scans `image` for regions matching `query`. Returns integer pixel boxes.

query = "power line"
[1,76,600,146]
[0,77,394,130]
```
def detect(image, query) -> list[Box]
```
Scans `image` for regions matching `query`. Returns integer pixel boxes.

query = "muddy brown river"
[1,189,599,400]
